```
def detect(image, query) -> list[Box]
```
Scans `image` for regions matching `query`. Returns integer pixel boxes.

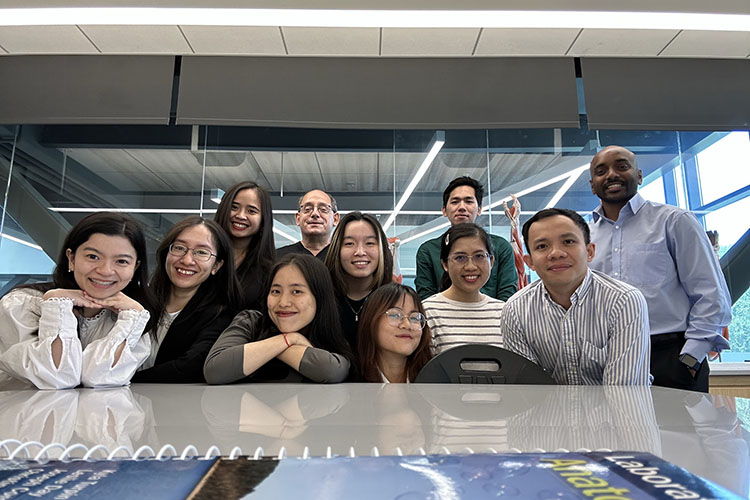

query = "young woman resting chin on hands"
[204,254,353,384]
[0,212,155,389]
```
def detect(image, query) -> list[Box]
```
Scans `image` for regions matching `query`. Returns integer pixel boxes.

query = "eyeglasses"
[299,204,333,215]
[384,308,426,330]
[168,243,217,262]
[447,252,492,266]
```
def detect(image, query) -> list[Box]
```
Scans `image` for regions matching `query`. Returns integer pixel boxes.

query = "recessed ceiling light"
[0,8,748,31]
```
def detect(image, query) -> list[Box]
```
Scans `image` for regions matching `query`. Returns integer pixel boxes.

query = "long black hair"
[18,211,157,331]
[324,211,393,297]
[213,181,276,289]
[262,254,353,362]
[438,223,494,292]
[150,216,242,322]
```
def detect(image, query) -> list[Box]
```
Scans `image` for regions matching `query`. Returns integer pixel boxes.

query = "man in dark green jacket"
[415,176,517,301]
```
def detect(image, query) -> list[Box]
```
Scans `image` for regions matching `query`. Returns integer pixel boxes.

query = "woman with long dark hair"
[324,212,393,350]
[213,181,276,310]
[132,216,241,383]
[204,254,352,384]
[0,212,155,389]
[358,283,433,383]
[422,223,504,354]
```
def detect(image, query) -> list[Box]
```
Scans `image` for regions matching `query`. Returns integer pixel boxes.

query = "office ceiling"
[0,26,748,58]
[0,0,749,58]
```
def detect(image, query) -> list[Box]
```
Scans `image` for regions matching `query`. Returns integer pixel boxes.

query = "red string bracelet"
[282,333,291,348]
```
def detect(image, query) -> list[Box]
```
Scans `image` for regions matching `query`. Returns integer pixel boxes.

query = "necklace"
[345,293,370,322]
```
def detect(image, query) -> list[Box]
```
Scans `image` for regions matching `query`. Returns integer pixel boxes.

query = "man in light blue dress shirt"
[588,145,731,393]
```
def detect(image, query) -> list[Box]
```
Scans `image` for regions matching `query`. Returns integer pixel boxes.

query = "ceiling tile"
[180,26,285,55]
[569,29,678,56]
[660,30,750,58]
[475,28,580,56]
[79,25,192,54]
[0,26,97,54]
[381,28,479,56]
[282,27,379,56]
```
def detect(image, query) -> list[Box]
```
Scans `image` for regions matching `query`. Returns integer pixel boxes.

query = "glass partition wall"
[0,124,748,353]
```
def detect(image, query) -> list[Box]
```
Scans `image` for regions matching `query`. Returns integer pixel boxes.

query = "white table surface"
[1,383,748,497]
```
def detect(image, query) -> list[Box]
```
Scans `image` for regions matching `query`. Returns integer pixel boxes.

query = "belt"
[650,331,684,345]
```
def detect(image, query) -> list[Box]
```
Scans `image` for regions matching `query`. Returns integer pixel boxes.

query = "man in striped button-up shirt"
[502,208,650,385]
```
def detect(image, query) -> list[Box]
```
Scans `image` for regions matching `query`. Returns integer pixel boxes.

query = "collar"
[540,268,593,308]
[592,192,646,222]
[378,367,409,384]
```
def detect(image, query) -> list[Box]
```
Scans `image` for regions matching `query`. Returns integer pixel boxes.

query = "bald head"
[590,146,637,171]
[295,189,339,243]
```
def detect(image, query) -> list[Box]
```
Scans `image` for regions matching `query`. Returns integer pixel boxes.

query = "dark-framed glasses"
[448,252,492,266]
[168,243,217,262]
[384,308,426,330]
[299,204,333,215]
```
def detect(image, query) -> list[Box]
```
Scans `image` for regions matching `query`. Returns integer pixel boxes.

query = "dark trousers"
[650,332,709,393]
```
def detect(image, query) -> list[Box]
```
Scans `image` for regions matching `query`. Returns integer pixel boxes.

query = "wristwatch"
[679,353,702,376]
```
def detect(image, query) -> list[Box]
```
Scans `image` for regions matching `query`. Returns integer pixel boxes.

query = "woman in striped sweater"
[422,223,505,354]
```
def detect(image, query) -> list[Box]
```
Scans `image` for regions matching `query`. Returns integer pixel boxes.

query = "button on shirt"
[589,193,731,362]
[502,269,651,385]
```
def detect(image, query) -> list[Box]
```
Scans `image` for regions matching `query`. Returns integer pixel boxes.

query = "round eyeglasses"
[168,243,217,262]
[447,252,492,266]
[384,308,426,330]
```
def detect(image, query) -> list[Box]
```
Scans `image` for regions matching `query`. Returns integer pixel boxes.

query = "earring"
[68,269,73,273]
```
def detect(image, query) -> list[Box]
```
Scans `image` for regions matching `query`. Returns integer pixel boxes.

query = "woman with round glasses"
[357,283,433,383]
[132,216,241,383]
[214,181,276,310]
[422,223,505,354]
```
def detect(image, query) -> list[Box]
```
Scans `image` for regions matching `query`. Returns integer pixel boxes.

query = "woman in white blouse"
[0,212,156,389]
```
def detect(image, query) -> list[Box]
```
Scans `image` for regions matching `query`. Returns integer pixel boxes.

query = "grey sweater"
[203,310,350,384]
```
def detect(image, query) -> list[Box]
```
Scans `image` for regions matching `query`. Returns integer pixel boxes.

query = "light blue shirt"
[503,269,651,385]
[589,193,731,362]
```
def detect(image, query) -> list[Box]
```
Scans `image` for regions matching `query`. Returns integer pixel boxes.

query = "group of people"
[0,146,732,393]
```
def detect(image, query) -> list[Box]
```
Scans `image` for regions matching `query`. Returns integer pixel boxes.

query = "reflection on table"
[0,382,747,497]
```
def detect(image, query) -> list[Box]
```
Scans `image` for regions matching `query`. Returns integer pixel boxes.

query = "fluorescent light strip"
[273,227,298,242]
[48,207,444,216]
[400,221,451,245]
[488,166,588,211]
[1,233,43,251]
[1,9,749,31]
[544,165,588,209]
[49,208,212,214]
[383,131,445,232]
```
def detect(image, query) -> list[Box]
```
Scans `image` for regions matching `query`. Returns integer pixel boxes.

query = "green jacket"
[415,233,518,301]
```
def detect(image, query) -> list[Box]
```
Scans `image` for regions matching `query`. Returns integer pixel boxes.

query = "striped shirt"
[502,269,651,385]
[423,293,504,354]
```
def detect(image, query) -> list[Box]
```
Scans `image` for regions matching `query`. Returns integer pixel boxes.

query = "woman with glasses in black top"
[133,216,241,383]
